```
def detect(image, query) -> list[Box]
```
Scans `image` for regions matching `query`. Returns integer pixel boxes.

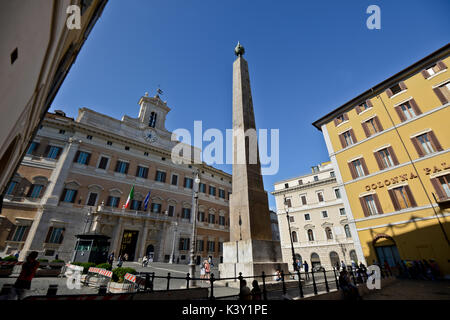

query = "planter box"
[0,268,13,277]
[107,281,135,294]
[35,268,62,277]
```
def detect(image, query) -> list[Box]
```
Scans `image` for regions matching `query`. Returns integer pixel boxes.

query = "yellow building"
[313,44,450,277]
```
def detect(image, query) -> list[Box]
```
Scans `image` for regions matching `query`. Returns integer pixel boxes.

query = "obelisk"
[219,43,287,279]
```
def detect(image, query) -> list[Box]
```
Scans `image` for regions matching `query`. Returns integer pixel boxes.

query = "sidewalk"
[364,279,450,300]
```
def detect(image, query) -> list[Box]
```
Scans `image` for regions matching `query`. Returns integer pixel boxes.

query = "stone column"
[137,220,149,260]
[111,217,123,256]
[157,222,168,262]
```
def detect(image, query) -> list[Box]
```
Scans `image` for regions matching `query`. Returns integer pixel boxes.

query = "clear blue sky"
[51,0,450,209]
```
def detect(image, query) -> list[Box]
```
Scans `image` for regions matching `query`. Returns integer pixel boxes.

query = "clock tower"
[137,91,171,132]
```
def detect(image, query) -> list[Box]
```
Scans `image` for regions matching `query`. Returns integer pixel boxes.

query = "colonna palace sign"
[364,162,449,192]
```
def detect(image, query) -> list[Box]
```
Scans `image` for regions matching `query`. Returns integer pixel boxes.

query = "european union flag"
[143,191,151,211]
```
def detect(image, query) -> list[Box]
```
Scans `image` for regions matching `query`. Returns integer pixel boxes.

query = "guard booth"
[72,233,110,264]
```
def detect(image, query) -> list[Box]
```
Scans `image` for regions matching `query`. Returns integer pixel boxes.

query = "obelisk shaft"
[230,55,273,242]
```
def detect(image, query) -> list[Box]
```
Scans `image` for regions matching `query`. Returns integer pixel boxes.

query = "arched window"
[307,229,314,241]
[292,231,298,242]
[294,253,302,263]
[310,252,321,268]
[344,224,352,238]
[325,227,333,240]
[329,251,340,267]
[149,112,157,128]
[349,250,358,263]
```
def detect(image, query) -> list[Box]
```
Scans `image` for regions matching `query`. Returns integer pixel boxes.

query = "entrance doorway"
[373,235,401,267]
[119,230,139,261]
[311,252,321,268]
[146,244,154,262]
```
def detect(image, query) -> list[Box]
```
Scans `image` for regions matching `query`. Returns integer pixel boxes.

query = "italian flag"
[124,185,134,209]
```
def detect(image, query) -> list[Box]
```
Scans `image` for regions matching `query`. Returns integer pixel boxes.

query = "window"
[339,129,357,148]
[151,203,162,213]
[168,205,175,217]
[61,189,77,203]
[130,200,142,211]
[179,238,190,251]
[321,211,328,218]
[412,132,442,157]
[307,229,314,241]
[98,156,109,169]
[27,184,43,198]
[11,225,28,242]
[46,227,64,244]
[386,82,406,97]
[208,214,215,224]
[317,192,324,202]
[330,171,335,177]
[74,151,91,165]
[349,158,368,179]
[196,240,204,252]
[292,231,298,242]
[339,208,346,216]
[218,242,223,252]
[182,208,191,219]
[360,194,382,216]
[334,113,348,126]
[171,175,178,186]
[356,100,372,114]
[149,112,157,128]
[144,152,149,156]
[313,176,319,182]
[325,227,333,240]
[288,216,294,223]
[395,100,421,122]
[5,181,17,195]
[155,170,166,183]
[198,211,205,222]
[298,179,303,185]
[304,214,310,221]
[375,147,398,170]
[300,195,307,205]
[344,225,352,238]
[209,186,216,196]
[433,81,450,104]
[106,196,120,208]
[334,188,341,199]
[184,177,193,189]
[115,161,129,174]
[218,189,226,199]
[107,141,112,146]
[87,193,98,206]
[388,186,417,211]
[27,142,39,155]
[59,129,65,135]
[199,183,206,193]
[219,216,226,226]
[284,183,289,189]
[431,174,450,202]
[46,146,62,159]
[285,198,292,208]
[425,63,442,77]
[207,241,215,252]
[136,166,149,179]
[86,135,93,140]
[422,61,447,79]
[362,116,383,137]
[124,146,130,151]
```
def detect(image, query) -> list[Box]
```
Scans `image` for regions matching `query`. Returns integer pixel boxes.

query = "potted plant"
[108,267,137,293]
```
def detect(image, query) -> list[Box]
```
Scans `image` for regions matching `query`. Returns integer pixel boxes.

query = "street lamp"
[169,211,178,264]
[189,169,200,287]
[284,195,298,272]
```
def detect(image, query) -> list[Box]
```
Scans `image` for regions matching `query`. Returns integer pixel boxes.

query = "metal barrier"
[84,267,113,289]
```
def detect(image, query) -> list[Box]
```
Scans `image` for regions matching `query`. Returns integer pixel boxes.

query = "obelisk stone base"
[219,240,289,280]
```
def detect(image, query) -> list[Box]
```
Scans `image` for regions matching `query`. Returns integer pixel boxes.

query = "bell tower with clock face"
[137,91,171,132]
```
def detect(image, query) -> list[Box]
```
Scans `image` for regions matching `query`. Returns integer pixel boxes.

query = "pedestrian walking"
[142,255,148,267]
[123,253,128,261]
[117,255,123,268]
[14,250,20,259]
[340,260,346,270]
[339,269,361,301]
[200,261,206,281]
[275,270,282,281]
[239,279,252,301]
[208,256,214,267]
[250,280,262,300]
[303,260,309,280]
[108,252,114,266]
[9,251,39,300]
[204,260,211,279]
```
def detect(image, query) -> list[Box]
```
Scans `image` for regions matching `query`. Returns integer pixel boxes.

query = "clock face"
[143,129,157,143]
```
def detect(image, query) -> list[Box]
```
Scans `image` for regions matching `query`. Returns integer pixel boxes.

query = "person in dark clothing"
[339,270,361,300]
[251,280,262,300]
[11,251,40,300]
[108,252,114,265]
[303,261,309,280]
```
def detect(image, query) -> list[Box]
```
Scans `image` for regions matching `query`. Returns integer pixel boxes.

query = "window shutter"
[22,226,30,242]
[360,157,369,175]
[374,116,383,131]
[334,118,339,126]
[430,178,446,201]
[428,131,443,152]
[55,147,62,159]
[399,81,407,90]
[421,70,430,79]
[73,151,80,163]
[44,145,51,157]
[409,99,422,116]
[45,227,54,243]
[374,151,384,170]
[411,137,424,157]
[135,166,140,177]
[144,168,148,179]
[85,153,91,166]
[349,129,357,143]
[38,185,45,198]
[395,106,406,122]
[385,88,393,98]
[60,189,67,202]
[183,178,187,188]
[71,190,78,203]
[26,185,34,197]
[404,185,417,207]
[355,105,361,114]
[388,147,399,165]
[7,225,16,241]
[59,228,65,244]
[343,113,349,121]
[124,163,129,174]
[347,162,356,180]
[362,122,370,138]
[359,197,369,217]
[366,99,373,108]
[339,134,346,148]
[388,189,400,211]
[115,161,120,172]
[433,87,448,104]
[373,193,384,214]
[436,60,447,71]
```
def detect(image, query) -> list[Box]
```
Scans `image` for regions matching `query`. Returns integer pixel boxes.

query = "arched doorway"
[373,235,401,267]
[329,251,340,268]
[146,244,154,261]
[310,252,321,268]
